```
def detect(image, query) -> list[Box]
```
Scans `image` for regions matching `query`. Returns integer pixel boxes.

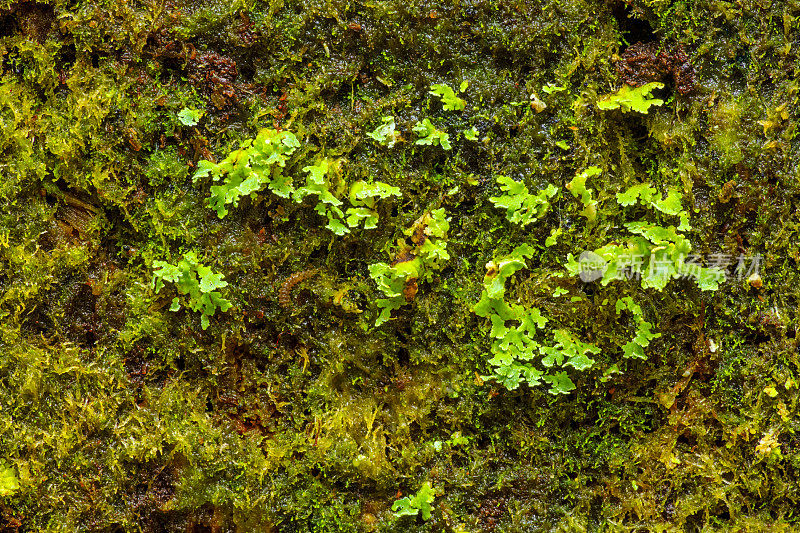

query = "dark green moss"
[1,0,800,530]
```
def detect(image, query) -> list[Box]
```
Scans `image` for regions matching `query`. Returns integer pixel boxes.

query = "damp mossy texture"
[2,0,800,530]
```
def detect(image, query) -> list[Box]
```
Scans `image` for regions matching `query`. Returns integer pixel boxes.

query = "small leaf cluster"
[192,128,300,218]
[366,116,400,148]
[369,209,450,326]
[194,128,401,234]
[347,180,402,229]
[490,175,558,226]
[474,244,600,393]
[463,125,479,140]
[616,182,690,231]
[294,159,348,235]
[596,82,665,114]
[391,481,436,521]
[566,224,723,291]
[177,107,203,126]
[151,252,233,330]
[429,82,467,111]
[615,297,661,359]
[294,159,401,235]
[0,462,19,497]
[565,184,724,291]
[413,118,451,150]
[565,166,602,222]
[408,83,470,149]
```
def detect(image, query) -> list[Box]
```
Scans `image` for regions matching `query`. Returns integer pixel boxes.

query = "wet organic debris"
[615,41,696,95]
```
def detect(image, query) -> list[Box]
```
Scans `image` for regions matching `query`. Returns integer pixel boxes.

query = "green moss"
[1,0,799,530]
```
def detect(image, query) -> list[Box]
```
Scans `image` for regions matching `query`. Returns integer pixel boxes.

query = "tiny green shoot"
[429,83,466,111]
[177,107,203,126]
[392,482,436,521]
[597,82,665,114]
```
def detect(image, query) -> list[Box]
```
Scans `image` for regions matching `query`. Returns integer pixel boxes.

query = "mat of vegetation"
[1,0,799,530]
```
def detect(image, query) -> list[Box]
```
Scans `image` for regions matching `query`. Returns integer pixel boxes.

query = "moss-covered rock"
[2,0,799,530]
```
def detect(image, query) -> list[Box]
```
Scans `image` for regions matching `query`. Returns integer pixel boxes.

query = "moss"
[2,0,800,530]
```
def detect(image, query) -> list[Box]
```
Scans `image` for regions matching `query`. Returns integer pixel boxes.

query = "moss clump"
[2,0,800,530]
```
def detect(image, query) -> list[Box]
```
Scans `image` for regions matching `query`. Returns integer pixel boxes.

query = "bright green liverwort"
[392,481,436,521]
[615,181,691,231]
[490,175,558,226]
[0,462,19,497]
[151,252,233,330]
[566,166,602,223]
[476,172,687,392]
[192,128,300,218]
[346,180,402,229]
[293,158,350,235]
[481,175,601,393]
[565,182,725,291]
[413,118,451,150]
[294,158,401,235]
[177,107,203,126]
[596,82,665,114]
[429,82,467,111]
[193,128,401,234]
[369,209,450,326]
[615,297,661,360]
[366,116,400,147]
[473,244,601,394]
